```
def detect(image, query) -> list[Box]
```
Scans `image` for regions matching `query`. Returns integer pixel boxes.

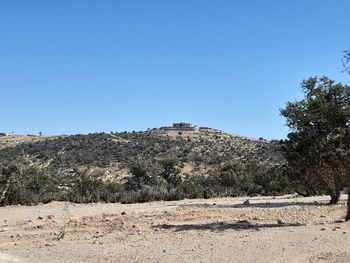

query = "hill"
[0,126,282,179]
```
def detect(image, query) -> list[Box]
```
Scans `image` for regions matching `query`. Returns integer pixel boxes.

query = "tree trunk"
[332,193,340,204]
[330,174,341,205]
[346,180,350,221]
[346,170,350,221]
[0,180,11,204]
[329,193,337,205]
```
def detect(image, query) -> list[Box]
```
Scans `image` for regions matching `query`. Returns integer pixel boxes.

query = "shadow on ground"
[153,220,305,232]
[178,199,347,209]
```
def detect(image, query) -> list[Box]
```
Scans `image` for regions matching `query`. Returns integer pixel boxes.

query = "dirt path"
[0,195,349,262]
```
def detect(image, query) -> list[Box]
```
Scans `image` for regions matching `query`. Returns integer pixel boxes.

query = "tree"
[281,130,341,203]
[0,165,19,204]
[125,161,162,191]
[159,157,182,187]
[342,50,350,74]
[281,77,350,220]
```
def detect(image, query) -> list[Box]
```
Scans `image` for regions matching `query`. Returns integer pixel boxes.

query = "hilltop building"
[158,122,222,133]
[162,122,195,131]
[172,122,193,129]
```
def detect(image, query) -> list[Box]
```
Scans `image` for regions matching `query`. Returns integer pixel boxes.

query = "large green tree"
[281,77,350,220]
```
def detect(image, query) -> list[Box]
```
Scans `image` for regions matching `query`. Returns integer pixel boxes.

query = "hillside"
[0,135,45,150]
[0,127,282,179]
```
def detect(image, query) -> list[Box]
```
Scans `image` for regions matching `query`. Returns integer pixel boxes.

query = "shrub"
[0,164,59,205]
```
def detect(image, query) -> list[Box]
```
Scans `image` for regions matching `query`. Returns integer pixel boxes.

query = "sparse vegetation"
[0,129,287,206]
[0,157,290,206]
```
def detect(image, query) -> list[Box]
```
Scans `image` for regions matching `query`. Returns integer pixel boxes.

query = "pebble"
[277,219,284,225]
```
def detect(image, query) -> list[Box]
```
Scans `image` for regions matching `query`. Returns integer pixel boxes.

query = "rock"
[38,216,43,220]
[335,219,346,223]
[243,200,250,206]
[277,219,284,225]
[121,211,127,215]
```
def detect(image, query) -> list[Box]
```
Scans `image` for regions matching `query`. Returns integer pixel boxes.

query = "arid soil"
[0,136,45,150]
[0,195,349,263]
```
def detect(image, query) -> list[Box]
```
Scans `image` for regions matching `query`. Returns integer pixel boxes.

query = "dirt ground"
[0,195,349,263]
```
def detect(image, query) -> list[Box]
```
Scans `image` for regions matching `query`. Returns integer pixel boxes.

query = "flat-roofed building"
[172,122,193,129]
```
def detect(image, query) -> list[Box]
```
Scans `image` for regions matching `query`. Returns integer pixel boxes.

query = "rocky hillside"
[0,135,45,150]
[0,128,283,179]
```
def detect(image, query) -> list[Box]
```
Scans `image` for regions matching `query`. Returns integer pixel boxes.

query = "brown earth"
[0,195,349,263]
[0,136,44,150]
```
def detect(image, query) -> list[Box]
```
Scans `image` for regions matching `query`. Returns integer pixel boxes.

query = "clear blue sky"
[1,0,349,139]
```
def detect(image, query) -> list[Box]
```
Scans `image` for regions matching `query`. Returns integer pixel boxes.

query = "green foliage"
[125,161,164,191]
[343,50,350,74]
[159,157,182,187]
[0,164,123,206]
[180,174,206,199]
[64,169,123,203]
[0,164,59,205]
[204,161,291,198]
[0,157,291,206]
[281,76,350,206]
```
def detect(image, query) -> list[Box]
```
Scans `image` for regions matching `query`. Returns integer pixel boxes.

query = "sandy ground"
[0,195,349,263]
